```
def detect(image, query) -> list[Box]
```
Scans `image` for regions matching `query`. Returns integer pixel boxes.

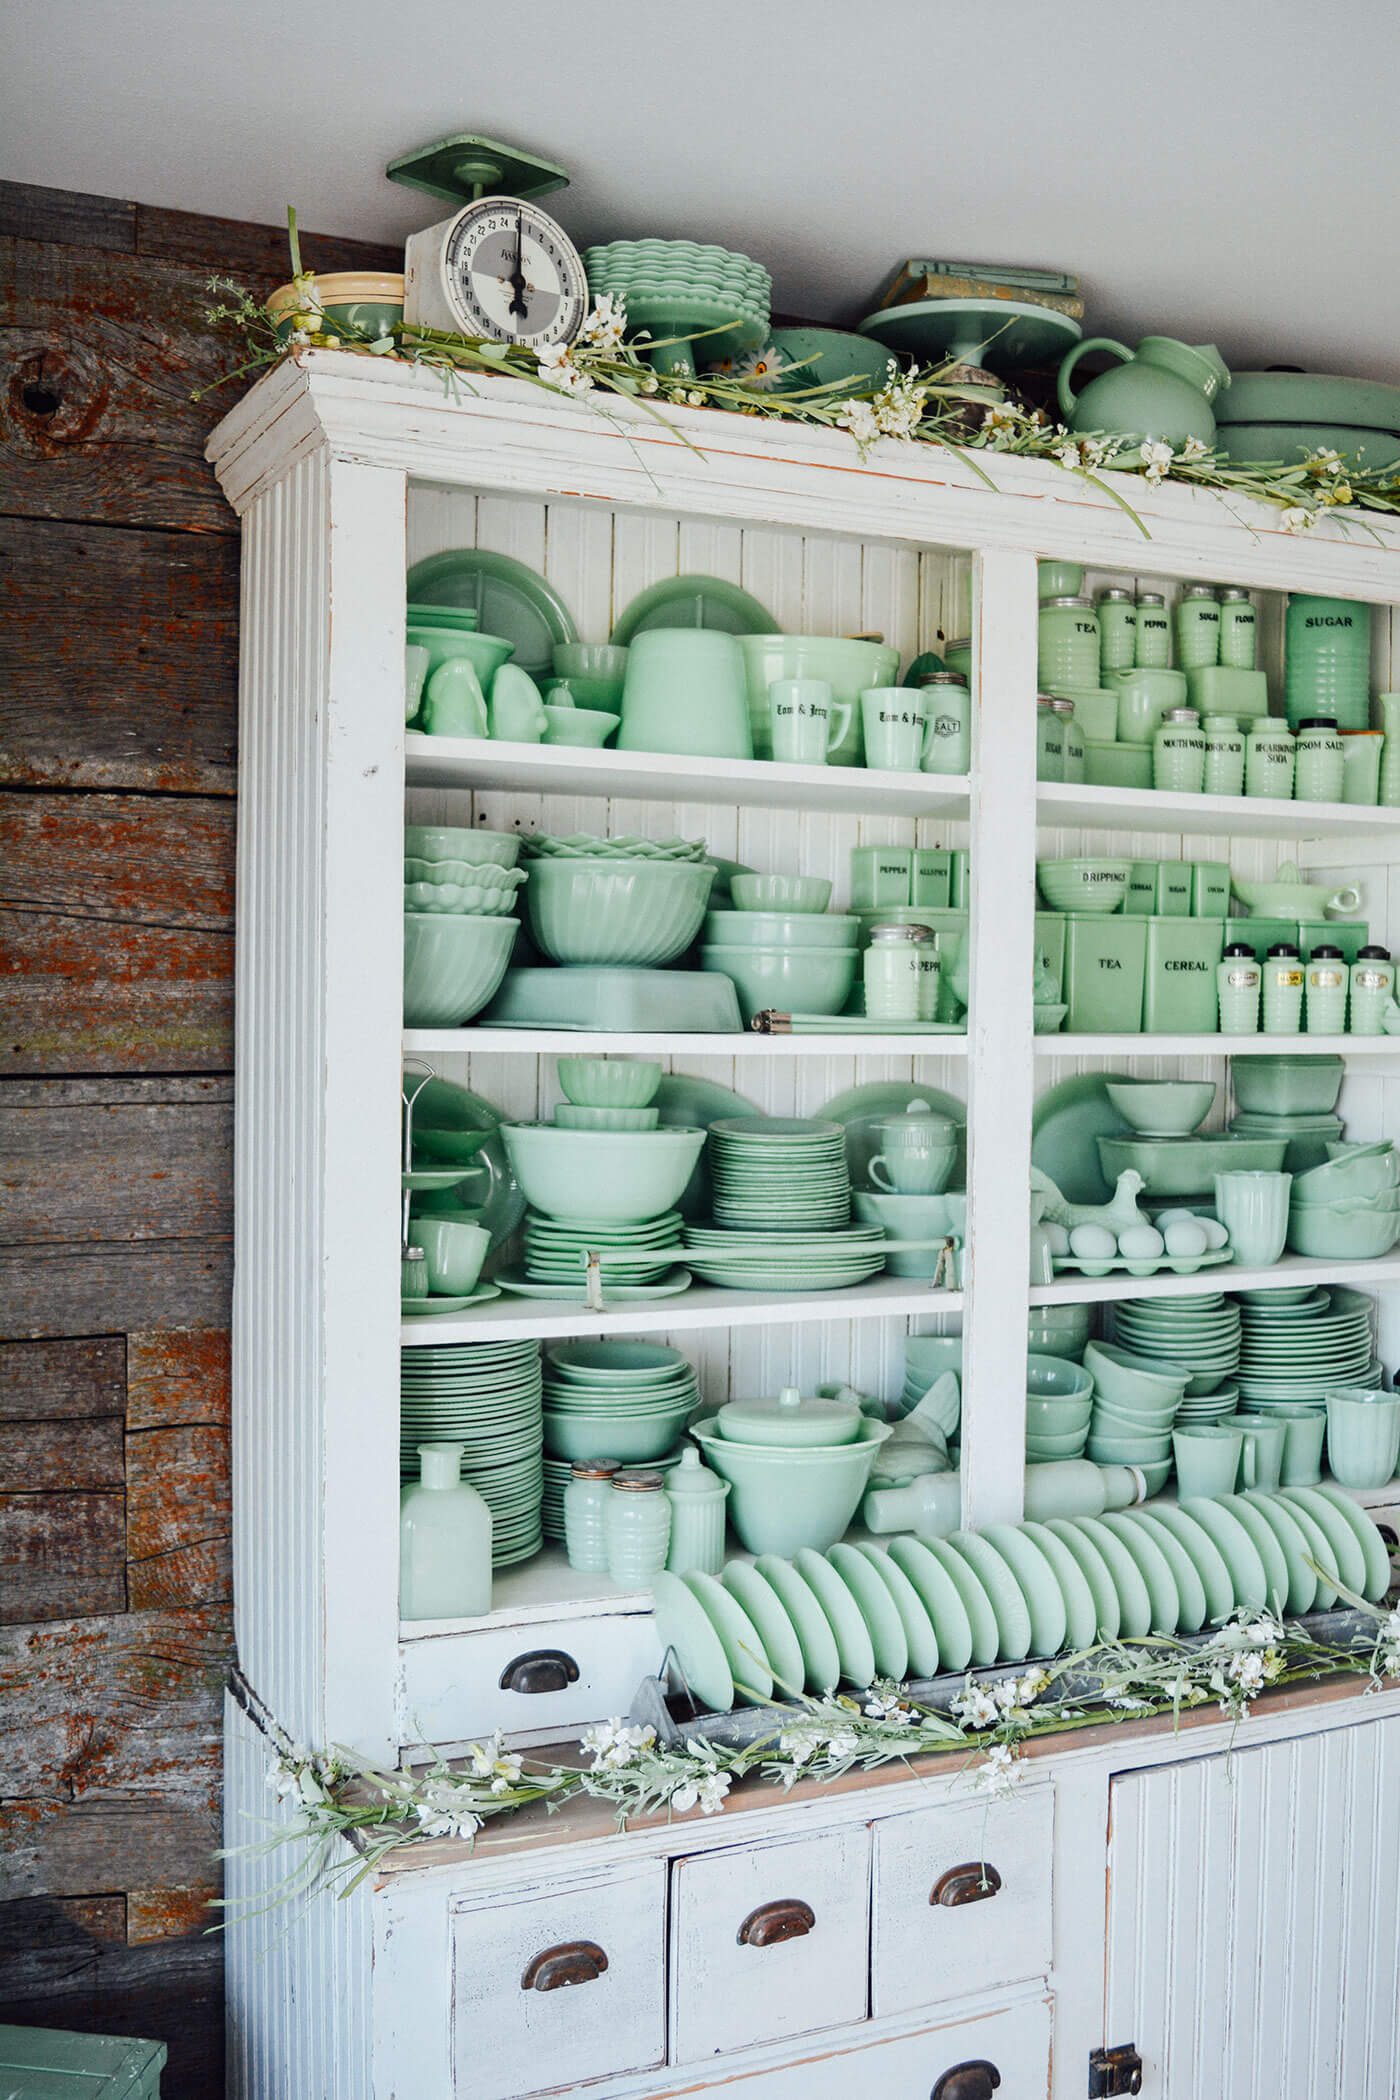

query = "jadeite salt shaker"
[1134,591,1171,668]
[1175,583,1221,670]
[1096,587,1137,675]
[1217,942,1262,1034]
[1153,707,1206,792]
[864,922,926,1022]
[1293,718,1345,803]
[564,1459,619,1573]
[1038,595,1100,690]
[1036,693,1064,781]
[399,1443,492,1620]
[663,1448,730,1575]
[1246,717,1295,800]
[1218,586,1258,668]
[1262,943,1305,1034]
[605,1471,672,1585]
[1304,945,1349,1035]
[1350,946,1396,1035]
[401,1245,429,1299]
[918,672,972,775]
[1203,714,1245,797]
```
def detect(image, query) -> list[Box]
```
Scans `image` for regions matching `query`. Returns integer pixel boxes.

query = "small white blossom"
[578,295,627,353]
[1054,443,1081,469]
[864,1689,916,1725]
[413,1779,482,1841]
[1140,440,1174,485]
[974,1742,1022,1797]
[1279,505,1317,533]
[536,340,594,396]
[952,1683,1001,1730]
[982,401,1029,435]
[670,1769,731,1815]
[581,1719,655,1770]
[1180,434,1211,461]
[836,398,882,449]
[1306,447,1346,477]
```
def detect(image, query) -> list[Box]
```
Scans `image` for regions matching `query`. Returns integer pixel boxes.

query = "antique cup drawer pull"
[520,1940,609,1992]
[930,1861,1002,1908]
[930,2058,1001,2100]
[736,1897,816,1947]
[498,1648,581,1694]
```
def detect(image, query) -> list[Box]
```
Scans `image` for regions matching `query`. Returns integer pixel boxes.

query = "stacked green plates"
[682,1223,885,1292]
[708,1117,851,1231]
[1176,1380,1240,1426]
[584,239,772,362]
[523,1209,685,1287]
[400,1341,543,1567]
[1112,1293,1241,1396]
[1236,1286,1377,1406]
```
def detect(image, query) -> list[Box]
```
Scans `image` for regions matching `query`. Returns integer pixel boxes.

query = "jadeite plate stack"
[708,1117,851,1230]
[1236,1286,1377,1407]
[1112,1294,1242,1395]
[541,1341,700,1467]
[399,1341,543,1567]
[583,240,771,369]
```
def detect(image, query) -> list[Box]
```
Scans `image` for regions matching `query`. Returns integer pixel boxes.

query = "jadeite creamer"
[1058,336,1230,447]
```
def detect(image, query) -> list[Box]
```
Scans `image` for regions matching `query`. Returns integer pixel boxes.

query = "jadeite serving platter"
[794,1548,877,1686]
[686,1572,774,1704]
[610,575,776,645]
[1020,1521,1100,1651]
[854,1544,941,1678]
[828,1543,908,1680]
[1032,1074,1132,1205]
[721,1564,805,1695]
[754,1554,841,1693]
[887,1537,975,1672]
[1043,1518,1122,1641]
[495,1268,692,1302]
[653,1570,734,1711]
[408,549,577,679]
[947,1531,1032,1662]
[400,1285,501,1316]
[983,1523,1067,1657]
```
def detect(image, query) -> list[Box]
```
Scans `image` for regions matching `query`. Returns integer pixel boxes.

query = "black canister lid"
[1267,942,1301,958]
[1222,942,1256,958]
[1299,717,1340,731]
[1359,945,1392,961]
[1310,944,1344,959]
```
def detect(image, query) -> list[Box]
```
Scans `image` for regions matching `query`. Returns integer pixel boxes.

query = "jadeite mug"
[1212,1170,1291,1267]
[1241,1405,1326,1486]
[1325,1387,1400,1489]
[1172,1423,1243,1498]
[619,629,754,760]
[1235,1416,1286,1491]
[768,678,852,765]
[861,688,932,772]
[867,1105,957,1194]
[415,1217,490,1296]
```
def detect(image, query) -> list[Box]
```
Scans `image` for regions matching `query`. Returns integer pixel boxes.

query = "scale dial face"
[442,197,588,347]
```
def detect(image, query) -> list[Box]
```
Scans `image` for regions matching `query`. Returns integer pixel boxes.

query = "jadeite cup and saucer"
[867,1105,957,1194]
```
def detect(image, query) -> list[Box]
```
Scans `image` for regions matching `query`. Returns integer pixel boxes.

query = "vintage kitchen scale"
[390,130,589,348]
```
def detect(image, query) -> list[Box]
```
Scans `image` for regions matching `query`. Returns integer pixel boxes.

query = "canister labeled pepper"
[1245,717,1295,800]
[1218,586,1257,669]
[565,1460,619,1572]
[1175,584,1221,670]
[1304,945,1348,1035]
[1262,942,1305,1034]
[1203,714,1245,797]
[864,921,929,1022]
[1096,587,1137,675]
[1217,942,1262,1034]
[1135,591,1171,668]
[1038,595,1100,690]
[1036,693,1064,780]
[1293,718,1345,804]
[1153,707,1206,792]
[1350,945,1396,1035]
[851,844,912,908]
[1052,696,1085,781]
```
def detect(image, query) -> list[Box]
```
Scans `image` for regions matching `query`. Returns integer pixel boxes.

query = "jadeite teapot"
[1057,335,1231,448]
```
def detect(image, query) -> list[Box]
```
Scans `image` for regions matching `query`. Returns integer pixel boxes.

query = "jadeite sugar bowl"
[402,913,518,1027]
[550,642,629,712]
[690,1413,891,1555]
[729,874,833,914]
[525,857,716,966]
[501,1123,706,1222]
[404,824,521,870]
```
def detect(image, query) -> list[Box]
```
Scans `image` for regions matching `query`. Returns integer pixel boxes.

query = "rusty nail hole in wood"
[21,382,62,417]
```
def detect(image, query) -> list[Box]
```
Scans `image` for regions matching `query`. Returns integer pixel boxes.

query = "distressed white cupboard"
[212,353,1400,2098]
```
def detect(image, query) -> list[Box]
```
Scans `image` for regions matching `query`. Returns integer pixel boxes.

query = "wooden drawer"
[668,1825,871,2062]
[871,1787,1054,2017]
[397,1609,657,1745]
[450,1860,666,2100]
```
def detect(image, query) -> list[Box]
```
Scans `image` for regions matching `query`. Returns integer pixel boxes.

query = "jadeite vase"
[399,1443,492,1619]
[1379,694,1400,807]
[1058,336,1230,448]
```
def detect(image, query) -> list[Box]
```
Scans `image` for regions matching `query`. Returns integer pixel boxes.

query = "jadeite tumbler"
[1212,1170,1292,1267]
[1325,1389,1400,1489]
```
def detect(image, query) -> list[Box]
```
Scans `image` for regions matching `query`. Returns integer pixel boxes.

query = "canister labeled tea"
[1153,707,1206,792]
[1096,588,1137,675]
[1245,718,1295,800]
[1304,945,1348,1035]
[864,921,928,1022]
[1036,693,1065,780]
[1350,945,1396,1035]
[1135,591,1171,668]
[1217,942,1262,1034]
[1052,696,1085,782]
[1218,587,1257,669]
[1203,714,1246,797]
[1262,942,1305,1034]
[1175,584,1221,670]
[1038,596,1100,690]
[1293,718,1345,804]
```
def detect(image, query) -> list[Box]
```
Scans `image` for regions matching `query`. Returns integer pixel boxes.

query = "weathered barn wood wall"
[0,180,397,2096]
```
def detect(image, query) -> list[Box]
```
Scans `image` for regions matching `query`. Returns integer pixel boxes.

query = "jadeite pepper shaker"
[1203,714,1245,797]
[564,1459,619,1573]
[1096,587,1137,675]
[399,1443,492,1620]
[1175,583,1221,670]
[663,1447,730,1575]
[605,1471,672,1585]
[1217,942,1262,1034]
[1293,718,1345,803]
[1218,586,1258,668]
[1134,590,1171,668]
[1152,707,1206,792]
[1052,697,1085,781]
[1350,946,1396,1035]
[1245,717,1295,800]
[1304,945,1349,1035]
[1262,942,1305,1034]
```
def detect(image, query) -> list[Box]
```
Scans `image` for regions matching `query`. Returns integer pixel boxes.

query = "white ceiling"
[8,0,1400,381]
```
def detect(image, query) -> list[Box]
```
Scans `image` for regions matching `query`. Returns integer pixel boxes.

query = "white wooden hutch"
[211,353,1400,2100]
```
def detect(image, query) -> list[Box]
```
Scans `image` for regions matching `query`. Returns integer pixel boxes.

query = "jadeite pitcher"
[1057,336,1230,448]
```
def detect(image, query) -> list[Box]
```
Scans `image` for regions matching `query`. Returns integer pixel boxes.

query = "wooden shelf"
[405,734,971,820]
[1038,780,1400,841]
[1036,1034,1400,1060]
[404,1027,969,1058]
[1030,1252,1400,1308]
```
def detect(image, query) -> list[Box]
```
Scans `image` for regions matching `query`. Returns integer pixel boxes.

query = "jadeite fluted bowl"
[404,825,521,870]
[556,1057,662,1108]
[525,857,715,966]
[402,913,518,1027]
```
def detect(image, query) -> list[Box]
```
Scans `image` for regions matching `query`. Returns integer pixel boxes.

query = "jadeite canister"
[1284,594,1372,731]
[1175,584,1221,670]
[1218,587,1258,668]
[1038,596,1100,690]
[605,1471,672,1584]
[1245,718,1295,799]
[1293,718,1345,803]
[1341,730,1384,805]
[1142,915,1226,1032]
[1203,715,1246,797]
[851,844,912,909]
[1154,861,1193,915]
[1262,944,1305,1034]
[1218,943,1262,1033]
[1126,863,1158,915]
[911,848,953,908]
[1036,694,1065,780]
[1304,946,1349,1034]
[1153,708,1206,792]
[1191,861,1230,916]
[1096,589,1137,674]
[1054,697,1086,781]
[564,1460,619,1573]
[863,922,927,1022]
[1036,911,1066,991]
[1350,946,1396,1034]
[1062,912,1149,1032]
[663,1448,729,1575]
[1135,592,1172,668]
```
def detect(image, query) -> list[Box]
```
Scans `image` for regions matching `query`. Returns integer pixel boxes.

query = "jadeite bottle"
[663,1448,730,1575]
[399,1443,493,1620]
[1293,718,1345,803]
[1096,588,1137,674]
[1135,591,1172,668]
[1152,707,1206,792]
[1218,587,1258,669]
[1038,596,1100,690]
[1350,946,1396,1035]
[1036,693,1065,780]
[1052,697,1086,782]
[605,1471,672,1585]
[1217,942,1262,1034]
[1175,583,1221,670]
[1304,945,1349,1035]
[1245,717,1295,799]
[864,1459,1141,1538]
[1203,715,1245,797]
[1262,943,1305,1035]
[564,1459,619,1573]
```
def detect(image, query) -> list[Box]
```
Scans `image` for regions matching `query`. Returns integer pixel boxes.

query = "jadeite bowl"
[551,642,629,711]
[702,910,859,951]
[542,706,619,748]
[402,880,522,917]
[402,913,518,1027]
[526,858,716,966]
[1230,1056,1345,1116]
[1292,1146,1400,1204]
[1084,1340,1189,1412]
[404,825,521,870]
[544,1402,696,1464]
[502,1123,706,1223]
[1096,1134,1287,1196]
[700,944,857,1022]
[1286,1205,1400,1259]
[1027,1428,1091,1457]
[737,635,900,763]
[1035,858,1131,914]
[1026,1354,1094,1403]
[556,1057,662,1109]
[1026,1395,1094,1434]
[690,1415,891,1555]
[405,625,515,686]
[729,874,833,915]
[1105,1078,1216,1137]
[553,1104,659,1131]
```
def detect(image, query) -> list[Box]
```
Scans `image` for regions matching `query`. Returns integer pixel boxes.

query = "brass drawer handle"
[736,1898,816,1948]
[498,1648,580,1695]
[931,1861,1002,1907]
[931,2059,1001,2100]
[521,1940,608,1992]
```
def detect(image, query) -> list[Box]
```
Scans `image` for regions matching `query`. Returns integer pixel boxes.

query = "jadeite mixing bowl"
[729,874,832,914]
[543,1401,696,1464]
[404,825,521,870]
[702,910,859,950]
[502,1123,706,1222]
[1083,1340,1189,1413]
[1292,1146,1400,1204]
[690,1415,891,1554]
[1035,858,1131,914]
[738,635,900,763]
[525,857,715,966]
[1104,1078,1216,1136]
[1286,1205,1400,1259]
[700,945,857,1022]
[402,913,519,1027]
